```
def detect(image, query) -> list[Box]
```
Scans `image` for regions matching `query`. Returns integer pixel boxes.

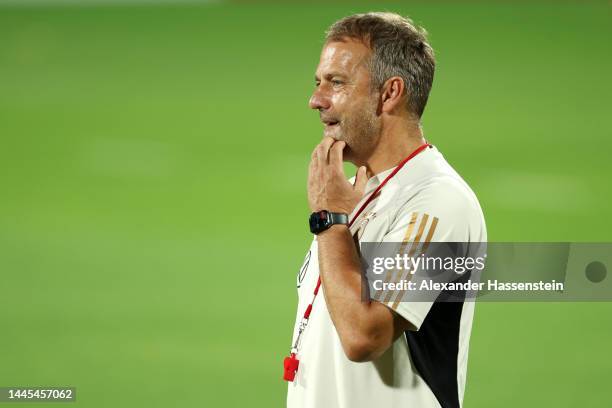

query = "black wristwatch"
[309,210,349,235]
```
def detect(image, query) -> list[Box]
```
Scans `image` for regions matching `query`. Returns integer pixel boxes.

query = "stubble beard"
[339,99,381,166]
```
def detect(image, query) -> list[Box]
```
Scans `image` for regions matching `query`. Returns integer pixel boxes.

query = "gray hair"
[326,12,435,118]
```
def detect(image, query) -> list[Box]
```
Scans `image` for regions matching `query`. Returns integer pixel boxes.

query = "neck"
[362,119,426,177]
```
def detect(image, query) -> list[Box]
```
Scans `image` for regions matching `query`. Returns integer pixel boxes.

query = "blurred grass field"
[1,1,611,407]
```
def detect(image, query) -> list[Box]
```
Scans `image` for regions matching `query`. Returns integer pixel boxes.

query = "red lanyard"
[283,142,431,382]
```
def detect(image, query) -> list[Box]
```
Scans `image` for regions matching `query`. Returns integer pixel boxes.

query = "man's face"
[309,39,381,160]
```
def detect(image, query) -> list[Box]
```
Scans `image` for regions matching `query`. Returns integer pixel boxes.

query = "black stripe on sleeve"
[404,289,466,408]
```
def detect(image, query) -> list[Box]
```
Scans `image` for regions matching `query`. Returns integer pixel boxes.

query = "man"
[286,12,486,408]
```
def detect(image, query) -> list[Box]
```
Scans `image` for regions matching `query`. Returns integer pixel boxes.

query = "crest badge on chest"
[354,211,377,240]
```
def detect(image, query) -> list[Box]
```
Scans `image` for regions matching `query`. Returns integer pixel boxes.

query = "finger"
[316,136,336,165]
[329,140,346,170]
[311,145,318,161]
[353,166,368,194]
[309,151,319,181]
[311,145,322,182]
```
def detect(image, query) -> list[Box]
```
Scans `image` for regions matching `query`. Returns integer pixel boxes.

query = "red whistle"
[283,353,300,382]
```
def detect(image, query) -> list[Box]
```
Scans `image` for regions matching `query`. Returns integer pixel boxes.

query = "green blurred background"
[1,1,611,407]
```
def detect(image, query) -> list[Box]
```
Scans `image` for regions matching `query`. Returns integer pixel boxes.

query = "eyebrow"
[315,72,347,81]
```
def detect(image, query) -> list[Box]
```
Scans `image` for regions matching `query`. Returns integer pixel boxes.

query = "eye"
[331,79,343,86]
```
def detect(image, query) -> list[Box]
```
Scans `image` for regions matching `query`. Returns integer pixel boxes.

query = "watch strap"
[327,212,349,226]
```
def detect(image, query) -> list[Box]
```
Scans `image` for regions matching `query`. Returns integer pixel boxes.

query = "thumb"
[354,166,368,194]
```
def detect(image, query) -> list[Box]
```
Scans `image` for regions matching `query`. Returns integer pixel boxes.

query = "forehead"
[316,38,371,77]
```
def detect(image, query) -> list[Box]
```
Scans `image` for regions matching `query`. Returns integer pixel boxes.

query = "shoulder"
[403,174,481,215]
[391,154,486,242]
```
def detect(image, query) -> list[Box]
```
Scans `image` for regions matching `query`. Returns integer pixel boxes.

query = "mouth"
[322,119,340,128]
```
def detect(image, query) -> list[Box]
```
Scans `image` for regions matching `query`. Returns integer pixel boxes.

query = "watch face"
[309,211,330,234]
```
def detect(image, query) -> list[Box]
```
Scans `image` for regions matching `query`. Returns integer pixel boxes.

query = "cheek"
[330,92,348,111]
[343,96,370,120]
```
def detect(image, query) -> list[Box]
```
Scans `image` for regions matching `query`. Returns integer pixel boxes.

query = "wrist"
[317,224,349,237]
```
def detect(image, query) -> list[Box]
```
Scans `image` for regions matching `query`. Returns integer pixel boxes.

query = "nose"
[309,87,331,111]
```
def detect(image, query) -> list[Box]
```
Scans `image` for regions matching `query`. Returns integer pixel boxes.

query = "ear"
[380,76,405,113]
